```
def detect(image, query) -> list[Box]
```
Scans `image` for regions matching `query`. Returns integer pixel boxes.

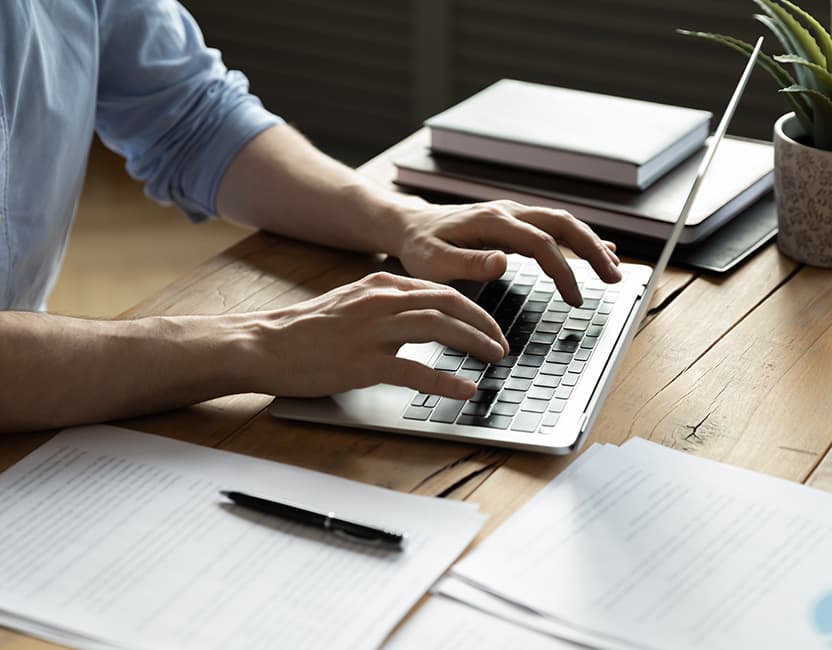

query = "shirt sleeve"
[94,0,282,221]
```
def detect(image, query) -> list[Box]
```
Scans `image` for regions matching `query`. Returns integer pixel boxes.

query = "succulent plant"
[679,0,832,151]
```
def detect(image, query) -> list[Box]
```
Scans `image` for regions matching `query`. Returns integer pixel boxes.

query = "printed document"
[452,439,832,649]
[0,425,485,650]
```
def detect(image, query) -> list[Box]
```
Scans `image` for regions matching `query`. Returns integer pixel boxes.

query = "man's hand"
[239,272,508,400]
[392,199,621,306]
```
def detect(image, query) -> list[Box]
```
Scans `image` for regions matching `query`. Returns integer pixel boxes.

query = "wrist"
[347,182,429,258]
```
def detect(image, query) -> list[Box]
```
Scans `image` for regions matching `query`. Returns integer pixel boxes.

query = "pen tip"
[219,490,231,498]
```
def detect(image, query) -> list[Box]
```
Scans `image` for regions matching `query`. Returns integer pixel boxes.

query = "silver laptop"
[269,38,763,454]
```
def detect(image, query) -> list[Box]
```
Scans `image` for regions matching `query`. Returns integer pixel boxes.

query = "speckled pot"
[774,113,832,267]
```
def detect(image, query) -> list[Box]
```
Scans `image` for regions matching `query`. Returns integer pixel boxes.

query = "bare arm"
[216,124,621,305]
[1,275,507,434]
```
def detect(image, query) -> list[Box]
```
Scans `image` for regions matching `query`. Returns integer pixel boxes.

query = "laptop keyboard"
[402,258,620,435]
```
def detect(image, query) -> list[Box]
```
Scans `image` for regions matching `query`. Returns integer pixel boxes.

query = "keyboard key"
[563,318,589,331]
[411,393,428,407]
[484,414,513,430]
[521,398,549,413]
[506,377,532,391]
[562,372,581,387]
[592,314,608,326]
[582,288,604,300]
[491,401,520,417]
[458,369,482,382]
[570,308,595,320]
[403,406,432,421]
[444,348,465,357]
[517,310,542,324]
[542,412,559,427]
[580,298,600,310]
[424,395,440,408]
[530,332,556,345]
[536,322,562,334]
[497,389,526,404]
[528,385,556,400]
[575,348,592,361]
[568,360,586,374]
[463,358,488,371]
[462,401,492,417]
[493,354,519,367]
[530,290,553,302]
[540,362,568,376]
[555,386,573,400]
[434,355,463,371]
[552,339,579,353]
[598,301,614,315]
[513,411,542,433]
[471,389,500,404]
[477,377,505,392]
[548,300,570,313]
[580,336,598,349]
[549,398,568,413]
[484,365,511,379]
[523,300,548,313]
[533,374,560,388]
[429,398,465,423]
[515,274,537,286]
[546,351,573,364]
[586,324,604,338]
[511,366,538,379]
[518,354,544,367]
[524,342,550,356]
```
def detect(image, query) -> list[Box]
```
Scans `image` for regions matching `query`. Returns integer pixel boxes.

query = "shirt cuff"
[176,102,284,223]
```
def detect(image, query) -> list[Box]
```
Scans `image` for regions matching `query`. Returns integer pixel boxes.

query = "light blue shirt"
[0,0,281,310]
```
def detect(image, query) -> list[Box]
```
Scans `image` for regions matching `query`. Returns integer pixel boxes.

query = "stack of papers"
[425,439,832,650]
[0,426,486,650]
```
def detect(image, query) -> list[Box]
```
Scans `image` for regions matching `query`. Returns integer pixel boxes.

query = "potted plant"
[680,0,832,267]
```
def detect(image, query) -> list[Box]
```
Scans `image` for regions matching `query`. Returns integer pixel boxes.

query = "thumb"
[421,240,507,282]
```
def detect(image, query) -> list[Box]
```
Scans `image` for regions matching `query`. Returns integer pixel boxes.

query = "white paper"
[0,425,486,650]
[383,595,580,650]
[453,440,832,650]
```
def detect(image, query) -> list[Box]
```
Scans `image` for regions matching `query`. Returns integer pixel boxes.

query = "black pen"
[220,490,407,551]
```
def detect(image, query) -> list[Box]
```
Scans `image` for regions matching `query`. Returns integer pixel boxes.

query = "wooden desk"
[2,131,831,649]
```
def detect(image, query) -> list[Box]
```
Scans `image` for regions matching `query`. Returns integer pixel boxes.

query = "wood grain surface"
[1,130,829,650]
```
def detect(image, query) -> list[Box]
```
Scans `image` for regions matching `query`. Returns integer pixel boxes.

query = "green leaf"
[677,29,813,130]
[754,14,814,87]
[774,53,832,94]
[753,0,826,66]
[781,84,832,148]
[777,0,832,70]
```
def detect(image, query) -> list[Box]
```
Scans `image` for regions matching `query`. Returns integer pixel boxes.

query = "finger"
[462,213,584,305]
[381,358,477,400]
[603,240,617,253]
[389,310,506,362]
[385,289,508,352]
[416,240,508,283]
[513,209,622,285]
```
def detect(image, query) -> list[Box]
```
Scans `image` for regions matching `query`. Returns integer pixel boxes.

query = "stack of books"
[394,79,774,257]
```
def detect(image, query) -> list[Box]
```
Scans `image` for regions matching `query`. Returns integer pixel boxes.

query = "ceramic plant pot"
[773,112,832,267]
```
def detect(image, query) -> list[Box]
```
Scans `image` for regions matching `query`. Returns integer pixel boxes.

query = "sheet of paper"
[0,425,485,650]
[383,595,580,650]
[433,576,644,650]
[452,440,832,650]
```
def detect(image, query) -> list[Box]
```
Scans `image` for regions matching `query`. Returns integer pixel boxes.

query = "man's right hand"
[237,272,509,400]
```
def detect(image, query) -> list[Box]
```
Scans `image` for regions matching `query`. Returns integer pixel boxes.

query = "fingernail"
[484,252,503,275]
[491,340,506,358]
[608,260,622,279]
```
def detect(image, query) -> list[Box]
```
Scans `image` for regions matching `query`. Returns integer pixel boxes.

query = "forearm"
[0,312,251,433]
[216,124,419,255]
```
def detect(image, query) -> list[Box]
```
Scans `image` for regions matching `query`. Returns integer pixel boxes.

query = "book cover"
[394,136,773,244]
[425,79,713,189]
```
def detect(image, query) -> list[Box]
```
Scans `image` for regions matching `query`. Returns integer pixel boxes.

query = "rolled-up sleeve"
[94,0,282,221]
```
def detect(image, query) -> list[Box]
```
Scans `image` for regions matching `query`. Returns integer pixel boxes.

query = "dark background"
[183,0,830,164]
